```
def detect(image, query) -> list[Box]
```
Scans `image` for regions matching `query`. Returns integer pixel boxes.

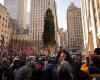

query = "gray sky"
[0,0,80,30]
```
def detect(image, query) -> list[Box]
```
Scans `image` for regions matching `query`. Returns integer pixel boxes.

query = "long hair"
[54,49,72,64]
[19,66,33,80]
[57,61,74,80]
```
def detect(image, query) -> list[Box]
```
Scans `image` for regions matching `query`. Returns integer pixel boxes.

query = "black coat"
[44,63,57,80]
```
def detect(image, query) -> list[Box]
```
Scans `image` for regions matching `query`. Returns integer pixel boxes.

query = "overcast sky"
[0,0,80,30]
[56,0,80,30]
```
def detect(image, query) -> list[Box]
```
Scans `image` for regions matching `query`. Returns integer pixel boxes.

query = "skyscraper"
[67,3,83,53]
[0,3,10,46]
[4,0,27,29]
[59,28,64,47]
[30,0,58,41]
[81,0,100,51]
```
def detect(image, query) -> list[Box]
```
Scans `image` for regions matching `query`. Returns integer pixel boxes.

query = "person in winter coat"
[71,56,90,80]
[57,60,75,80]
[44,49,72,80]
[18,66,33,80]
[1,58,14,80]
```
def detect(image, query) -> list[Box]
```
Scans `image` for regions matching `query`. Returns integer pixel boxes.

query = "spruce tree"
[43,8,56,48]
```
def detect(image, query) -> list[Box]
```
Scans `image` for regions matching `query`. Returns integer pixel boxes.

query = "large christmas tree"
[43,8,56,52]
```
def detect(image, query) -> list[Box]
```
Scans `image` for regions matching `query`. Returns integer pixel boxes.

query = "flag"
[26,46,33,56]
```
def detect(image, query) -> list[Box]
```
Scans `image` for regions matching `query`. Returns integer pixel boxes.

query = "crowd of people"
[0,48,100,80]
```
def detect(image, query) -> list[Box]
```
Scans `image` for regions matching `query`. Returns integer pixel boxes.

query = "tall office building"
[4,0,27,29]
[59,28,64,47]
[81,0,100,51]
[64,30,68,48]
[30,0,58,41]
[0,3,10,46]
[67,3,83,52]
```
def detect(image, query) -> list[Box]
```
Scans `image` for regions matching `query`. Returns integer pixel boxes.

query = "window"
[3,17,4,21]
[0,15,1,19]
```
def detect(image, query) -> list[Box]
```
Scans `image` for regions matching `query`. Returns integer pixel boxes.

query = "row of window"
[0,29,9,34]
[74,30,82,33]
[74,30,82,32]
[74,33,83,36]
[0,35,9,40]
[70,38,83,41]
[0,23,8,28]
[70,42,82,45]
[33,3,49,7]
[75,30,82,32]
[74,25,82,27]
[75,35,83,37]
[73,19,82,22]
[33,18,44,21]
[73,17,81,19]
[33,23,44,26]
[0,15,8,23]
[70,44,82,48]
[73,19,81,22]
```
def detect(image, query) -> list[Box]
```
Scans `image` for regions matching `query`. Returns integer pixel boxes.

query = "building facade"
[67,3,83,52]
[30,0,58,41]
[59,28,64,47]
[81,0,100,51]
[0,3,10,47]
[64,30,68,48]
[13,34,30,41]
[4,0,28,29]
